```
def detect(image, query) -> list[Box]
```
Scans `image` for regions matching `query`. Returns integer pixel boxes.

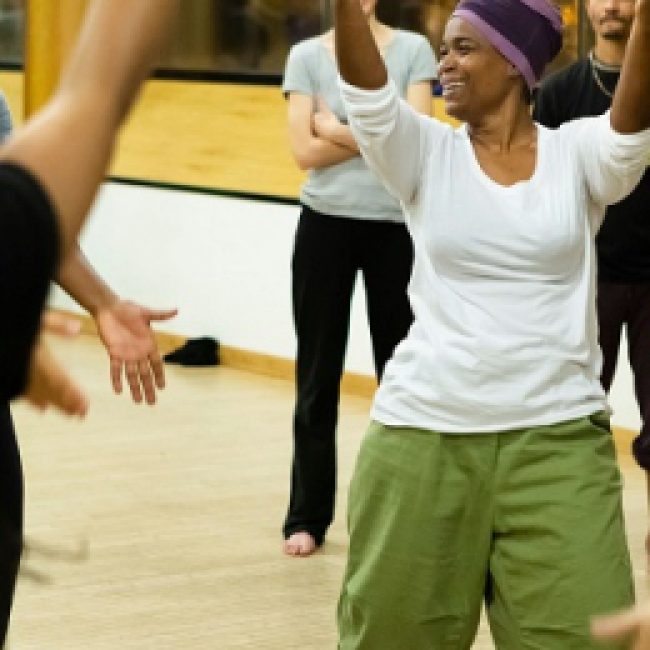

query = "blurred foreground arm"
[24,312,88,417]
[0,0,180,256]
[0,0,179,407]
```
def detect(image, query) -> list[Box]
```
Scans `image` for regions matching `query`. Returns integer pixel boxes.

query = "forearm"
[611,0,650,133]
[56,245,118,316]
[58,0,179,126]
[294,136,359,170]
[334,0,387,89]
[324,123,359,152]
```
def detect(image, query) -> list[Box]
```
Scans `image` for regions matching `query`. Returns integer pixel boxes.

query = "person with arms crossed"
[282,0,437,557]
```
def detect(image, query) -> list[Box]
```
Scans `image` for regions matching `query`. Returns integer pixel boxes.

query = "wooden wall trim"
[51,311,636,453]
[57,310,377,400]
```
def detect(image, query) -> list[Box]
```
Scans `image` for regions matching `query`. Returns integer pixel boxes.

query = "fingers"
[147,308,178,322]
[117,357,163,405]
[52,377,89,418]
[592,606,650,646]
[592,611,639,639]
[42,311,82,337]
[124,361,143,404]
[24,342,89,417]
[110,358,123,395]
[138,359,156,405]
[150,353,166,390]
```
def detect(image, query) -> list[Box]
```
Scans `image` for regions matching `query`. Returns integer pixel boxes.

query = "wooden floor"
[6,335,650,649]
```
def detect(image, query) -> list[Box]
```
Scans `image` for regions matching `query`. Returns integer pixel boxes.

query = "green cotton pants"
[337,415,635,650]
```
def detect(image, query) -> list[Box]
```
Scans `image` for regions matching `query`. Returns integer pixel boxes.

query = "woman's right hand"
[312,105,340,143]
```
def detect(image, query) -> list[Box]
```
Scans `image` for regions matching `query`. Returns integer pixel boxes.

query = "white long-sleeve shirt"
[340,78,650,433]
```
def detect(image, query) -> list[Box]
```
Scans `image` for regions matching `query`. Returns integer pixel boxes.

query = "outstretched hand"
[95,300,177,405]
[24,312,88,417]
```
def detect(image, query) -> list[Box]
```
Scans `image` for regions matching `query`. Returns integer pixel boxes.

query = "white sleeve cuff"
[601,110,650,169]
[338,76,399,135]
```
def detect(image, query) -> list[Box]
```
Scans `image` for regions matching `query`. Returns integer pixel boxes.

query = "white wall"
[609,333,642,432]
[51,182,642,432]
[50,182,376,375]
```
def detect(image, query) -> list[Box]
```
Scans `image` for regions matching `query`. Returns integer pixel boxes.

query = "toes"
[283,533,317,557]
[283,539,302,556]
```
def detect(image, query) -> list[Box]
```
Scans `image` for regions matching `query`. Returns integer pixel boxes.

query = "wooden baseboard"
[612,425,637,459]
[56,310,638,452]
[58,310,378,400]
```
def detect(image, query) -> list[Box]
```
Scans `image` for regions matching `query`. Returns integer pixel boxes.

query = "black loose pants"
[598,281,650,469]
[283,206,414,544]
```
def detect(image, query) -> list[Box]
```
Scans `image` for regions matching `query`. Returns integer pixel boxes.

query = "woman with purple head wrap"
[330,0,650,647]
[452,0,563,92]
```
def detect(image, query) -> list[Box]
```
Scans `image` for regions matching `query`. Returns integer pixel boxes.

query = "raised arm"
[334,0,387,89]
[0,0,180,257]
[334,4,440,205]
[611,0,650,133]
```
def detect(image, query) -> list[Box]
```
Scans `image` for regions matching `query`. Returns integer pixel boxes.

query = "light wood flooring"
[6,335,650,649]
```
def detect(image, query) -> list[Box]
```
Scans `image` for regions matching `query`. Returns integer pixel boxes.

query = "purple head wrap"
[452,0,563,90]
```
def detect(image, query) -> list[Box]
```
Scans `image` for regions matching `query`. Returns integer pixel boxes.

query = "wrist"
[89,294,121,319]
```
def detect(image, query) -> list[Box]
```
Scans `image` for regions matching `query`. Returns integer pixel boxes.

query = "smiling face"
[586,0,635,42]
[438,17,523,123]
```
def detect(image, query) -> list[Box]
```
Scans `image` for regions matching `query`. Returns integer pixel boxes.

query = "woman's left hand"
[312,99,341,141]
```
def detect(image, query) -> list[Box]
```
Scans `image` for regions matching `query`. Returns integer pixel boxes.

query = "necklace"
[589,51,619,99]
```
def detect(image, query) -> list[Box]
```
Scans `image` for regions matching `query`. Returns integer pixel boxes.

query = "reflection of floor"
[8,334,648,649]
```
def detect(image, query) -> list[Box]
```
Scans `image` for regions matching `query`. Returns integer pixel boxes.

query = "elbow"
[295,155,313,171]
[292,149,314,171]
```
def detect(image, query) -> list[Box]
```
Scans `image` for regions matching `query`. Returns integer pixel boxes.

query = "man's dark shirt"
[534,58,650,283]
[0,163,59,402]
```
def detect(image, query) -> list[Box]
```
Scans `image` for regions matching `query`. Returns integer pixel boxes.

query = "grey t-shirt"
[283,30,437,222]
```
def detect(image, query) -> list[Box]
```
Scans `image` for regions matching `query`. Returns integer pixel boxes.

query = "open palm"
[95,300,177,404]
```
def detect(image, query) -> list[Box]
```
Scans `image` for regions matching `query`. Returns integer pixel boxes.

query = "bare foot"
[283,532,317,557]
